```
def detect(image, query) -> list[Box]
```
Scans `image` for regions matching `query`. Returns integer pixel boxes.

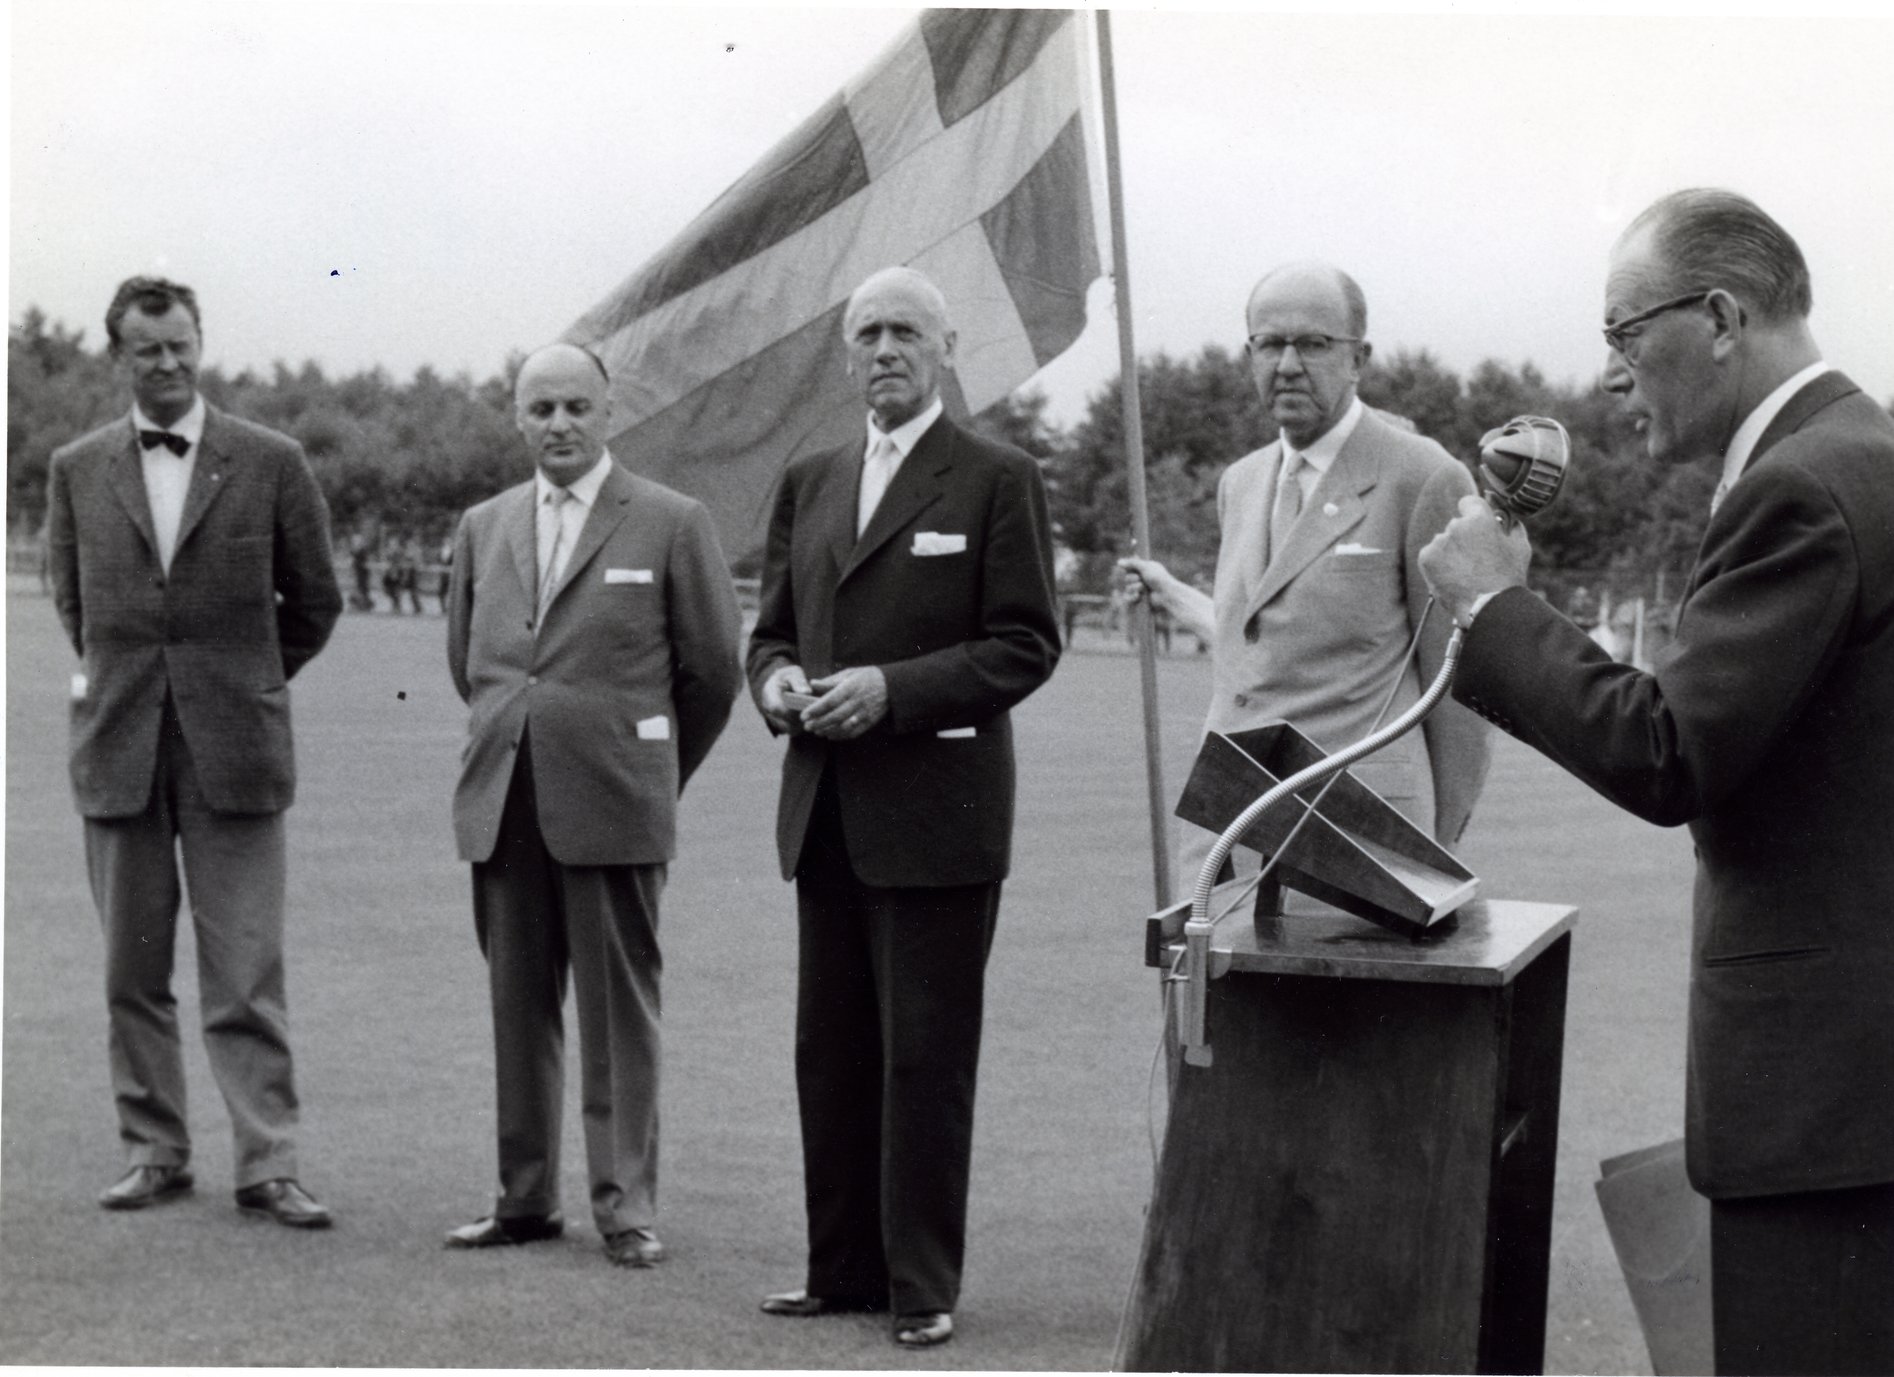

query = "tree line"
[17,306,1855,591]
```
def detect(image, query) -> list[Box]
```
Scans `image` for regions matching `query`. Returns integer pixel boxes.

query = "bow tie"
[140,429,190,457]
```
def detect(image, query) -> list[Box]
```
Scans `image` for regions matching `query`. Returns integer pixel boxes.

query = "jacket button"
[527,676,538,686]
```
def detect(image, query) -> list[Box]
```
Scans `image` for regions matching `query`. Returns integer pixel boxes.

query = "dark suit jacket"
[1456,371,1894,1198]
[46,406,342,817]
[447,462,741,867]
[745,415,1062,887]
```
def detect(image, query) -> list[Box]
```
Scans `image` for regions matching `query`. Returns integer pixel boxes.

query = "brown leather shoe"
[760,1288,889,1317]
[893,1312,954,1348]
[99,1164,194,1210]
[443,1212,565,1248]
[603,1226,664,1268]
[234,1178,333,1229]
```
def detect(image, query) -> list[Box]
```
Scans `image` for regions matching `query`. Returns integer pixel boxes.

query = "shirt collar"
[132,395,206,450]
[1283,395,1363,476]
[536,449,614,508]
[1721,360,1827,494]
[866,396,944,459]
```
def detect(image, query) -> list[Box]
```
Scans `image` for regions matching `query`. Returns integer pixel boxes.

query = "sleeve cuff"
[1456,590,1502,631]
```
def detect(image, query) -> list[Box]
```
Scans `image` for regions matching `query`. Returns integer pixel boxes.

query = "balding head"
[843,266,958,429]
[513,342,615,486]
[1245,262,1367,340]
[1243,261,1372,449]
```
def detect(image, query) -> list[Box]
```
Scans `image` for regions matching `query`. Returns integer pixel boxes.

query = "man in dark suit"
[444,343,741,1267]
[1422,189,1894,1375]
[746,267,1061,1348]
[46,276,343,1226]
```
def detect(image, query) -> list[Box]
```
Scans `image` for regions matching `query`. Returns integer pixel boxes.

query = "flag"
[566,9,1102,561]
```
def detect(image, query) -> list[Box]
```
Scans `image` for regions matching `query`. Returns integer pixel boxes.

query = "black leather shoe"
[893,1312,954,1348]
[443,1211,565,1248]
[760,1288,889,1317]
[603,1226,664,1268]
[99,1164,194,1210]
[234,1178,333,1229]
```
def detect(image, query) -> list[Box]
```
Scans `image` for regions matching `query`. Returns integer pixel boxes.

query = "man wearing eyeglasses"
[1122,261,1490,874]
[1422,189,1894,1375]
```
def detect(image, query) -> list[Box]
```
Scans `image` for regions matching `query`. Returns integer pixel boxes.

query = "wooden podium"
[1121,891,1577,1374]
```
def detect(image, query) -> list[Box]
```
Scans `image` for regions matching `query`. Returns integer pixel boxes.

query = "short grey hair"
[1247,262,1367,338]
[1625,188,1812,322]
[845,266,952,333]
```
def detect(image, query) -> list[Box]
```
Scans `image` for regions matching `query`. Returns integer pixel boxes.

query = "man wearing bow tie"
[45,276,343,1226]
[746,267,1061,1348]
[1120,262,1490,879]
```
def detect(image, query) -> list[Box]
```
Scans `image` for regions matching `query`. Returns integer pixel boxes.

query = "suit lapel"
[823,445,864,577]
[1249,422,1376,616]
[506,482,539,606]
[545,464,635,612]
[106,417,162,562]
[840,418,951,585]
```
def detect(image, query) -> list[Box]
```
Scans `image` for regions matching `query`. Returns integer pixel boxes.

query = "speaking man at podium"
[1122,261,1490,862]
[1422,189,1894,1376]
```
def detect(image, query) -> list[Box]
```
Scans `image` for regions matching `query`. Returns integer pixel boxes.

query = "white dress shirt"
[858,396,944,536]
[536,450,613,598]
[1713,360,1829,513]
[133,396,206,573]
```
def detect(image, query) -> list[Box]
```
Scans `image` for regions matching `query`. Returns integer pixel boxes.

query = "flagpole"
[1095,10,1173,908]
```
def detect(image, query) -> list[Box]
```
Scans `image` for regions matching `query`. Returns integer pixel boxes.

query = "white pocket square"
[605,568,654,584]
[71,672,89,701]
[1332,543,1386,556]
[911,532,967,557]
[635,716,671,740]
[936,726,977,739]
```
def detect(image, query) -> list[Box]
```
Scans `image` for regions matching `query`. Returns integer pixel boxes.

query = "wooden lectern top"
[1148,892,1576,987]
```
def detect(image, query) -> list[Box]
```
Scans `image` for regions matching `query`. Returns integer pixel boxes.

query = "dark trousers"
[471,733,665,1237]
[83,696,298,1188]
[793,774,999,1315]
[1712,1180,1894,1375]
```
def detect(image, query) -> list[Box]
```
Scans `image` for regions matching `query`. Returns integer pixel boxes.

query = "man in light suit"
[444,343,741,1267]
[1423,189,1894,1375]
[746,267,1061,1348]
[1123,262,1489,875]
[46,276,342,1226]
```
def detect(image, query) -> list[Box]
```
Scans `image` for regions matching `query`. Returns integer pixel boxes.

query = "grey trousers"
[471,736,665,1238]
[83,704,299,1189]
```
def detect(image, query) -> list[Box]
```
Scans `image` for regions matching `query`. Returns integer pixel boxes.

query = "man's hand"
[1117,555,1179,612]
[1419,495,1533,628]
[803,666,890,741]
[760,663,814,733]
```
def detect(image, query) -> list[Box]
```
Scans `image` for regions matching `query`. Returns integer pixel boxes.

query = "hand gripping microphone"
[1174,413,1573,1065]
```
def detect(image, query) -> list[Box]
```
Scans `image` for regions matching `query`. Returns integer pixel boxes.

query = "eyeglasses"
[1601,291,1712,359]
[1246,333,1361,362]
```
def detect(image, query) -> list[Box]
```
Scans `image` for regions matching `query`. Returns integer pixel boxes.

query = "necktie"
[858,433,899,536]
[1271,449,1304,559]
[1710,479,1730,515]
[140,429,189,457]
[537,487,574,622]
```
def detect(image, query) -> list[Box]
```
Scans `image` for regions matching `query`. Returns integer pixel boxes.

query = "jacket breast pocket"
[1304,551,1403,647]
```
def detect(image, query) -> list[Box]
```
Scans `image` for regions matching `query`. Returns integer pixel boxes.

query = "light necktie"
[537,487,574,621]
[1271,449,1304,559]
[858,433,899,536]
[1710,479,1730,515]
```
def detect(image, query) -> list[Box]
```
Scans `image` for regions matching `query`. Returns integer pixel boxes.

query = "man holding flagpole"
[747,267,1061,1349]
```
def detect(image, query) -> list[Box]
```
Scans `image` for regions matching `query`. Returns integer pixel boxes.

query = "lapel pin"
[1322,501,1339,517]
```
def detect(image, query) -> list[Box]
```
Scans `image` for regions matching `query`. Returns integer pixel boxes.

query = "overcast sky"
[12,2,1894,428]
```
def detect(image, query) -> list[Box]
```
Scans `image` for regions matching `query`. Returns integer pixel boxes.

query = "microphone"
[1475,415,1570,529]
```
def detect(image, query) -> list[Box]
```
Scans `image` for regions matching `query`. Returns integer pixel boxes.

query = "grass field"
[2,588,1695,1371]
